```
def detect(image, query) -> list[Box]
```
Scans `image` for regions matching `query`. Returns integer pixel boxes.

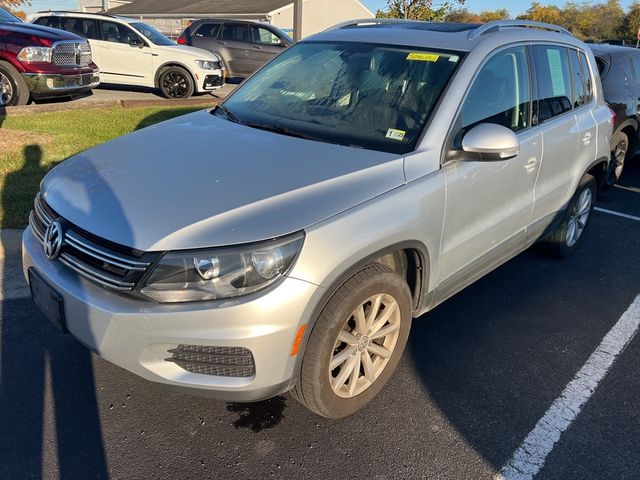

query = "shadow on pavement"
[0,145,110,479]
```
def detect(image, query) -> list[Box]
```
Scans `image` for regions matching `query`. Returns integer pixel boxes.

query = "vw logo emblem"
[43,221,64,260]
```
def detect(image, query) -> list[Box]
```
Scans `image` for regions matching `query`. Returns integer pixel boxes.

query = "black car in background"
[178,20,291,79]
[590,44,640,186]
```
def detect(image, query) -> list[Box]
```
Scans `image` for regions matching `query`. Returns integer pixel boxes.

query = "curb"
[0,229,23,259]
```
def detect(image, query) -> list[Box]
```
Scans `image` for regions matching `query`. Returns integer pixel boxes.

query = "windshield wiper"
[212,105,241,124]
[241,121,317,141]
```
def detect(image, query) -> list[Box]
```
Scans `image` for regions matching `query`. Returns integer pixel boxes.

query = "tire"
[291,264,412,418]
[604,131,629,189]
[158,66,194,99]
[0,61,29,106]
[540,174,597,258]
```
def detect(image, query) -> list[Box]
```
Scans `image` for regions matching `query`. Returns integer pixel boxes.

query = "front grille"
[52,42,92,67]
[29,193,154,291]
[166,345,256,377]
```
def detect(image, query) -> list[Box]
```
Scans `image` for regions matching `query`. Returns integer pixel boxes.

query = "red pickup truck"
[0,7,99,106]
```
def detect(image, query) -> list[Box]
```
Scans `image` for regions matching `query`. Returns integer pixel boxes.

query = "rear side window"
[569,49,586,107]
[34,16,60,29]
[578,52,593,103]
[532,45,573,123]
[461,46,531,134]
[60,18,100,40]
[220,24,250,43]
[632,58,640,84]
[195,23,221,38]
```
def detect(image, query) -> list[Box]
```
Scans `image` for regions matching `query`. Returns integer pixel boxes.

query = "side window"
[60,18,99,40]
[252,27,281,45]
[532,45,573,123]
[569,49,586,107]
[195,23,221,38]
[461,46,531,134]
[220,24,250,43]
[35,16,60,29]
[578,52,593,103]
[101,21,140,44]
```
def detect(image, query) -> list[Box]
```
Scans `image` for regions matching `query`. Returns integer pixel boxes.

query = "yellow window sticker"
[386,129,406,141]
[407,52,440,62]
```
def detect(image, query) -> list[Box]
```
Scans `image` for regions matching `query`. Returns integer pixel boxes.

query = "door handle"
[582,132,593,143]
[253,45,263,50]
[217,41,227,45]
[525,158,539,173]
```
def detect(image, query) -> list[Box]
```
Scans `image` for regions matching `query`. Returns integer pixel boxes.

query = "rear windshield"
[219,41,462,154]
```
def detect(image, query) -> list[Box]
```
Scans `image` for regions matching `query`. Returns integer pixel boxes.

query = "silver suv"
[23,20,612,418]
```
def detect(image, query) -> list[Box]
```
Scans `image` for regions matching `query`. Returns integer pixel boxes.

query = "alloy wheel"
[330,293,401,398]
[566,188,592,247]
[162,71,189,98]
[0,72,13,106]
[612,138,628,181]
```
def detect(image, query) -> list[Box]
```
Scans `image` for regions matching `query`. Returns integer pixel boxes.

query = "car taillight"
[177,37,187,45]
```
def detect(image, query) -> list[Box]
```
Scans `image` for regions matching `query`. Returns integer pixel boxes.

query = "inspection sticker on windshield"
[406,52,440,62]
[386,129,406,141]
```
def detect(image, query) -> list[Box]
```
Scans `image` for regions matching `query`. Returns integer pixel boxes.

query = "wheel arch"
[154,61,196,89]
[585,155,610,190]
[290,241,431,381]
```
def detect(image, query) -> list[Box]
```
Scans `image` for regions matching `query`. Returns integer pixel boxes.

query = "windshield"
[0,7,21,23]
[219,41,462,153]
[131,22,174,46]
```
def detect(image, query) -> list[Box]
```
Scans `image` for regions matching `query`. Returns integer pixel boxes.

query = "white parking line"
[495,295,640,480]
[594,207,640,222]
[614,184,640,194]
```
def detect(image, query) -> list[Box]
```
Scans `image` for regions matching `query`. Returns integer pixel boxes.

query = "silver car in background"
[23,20,612,418]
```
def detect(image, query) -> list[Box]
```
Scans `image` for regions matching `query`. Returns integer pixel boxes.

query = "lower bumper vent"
[166,345,255,377]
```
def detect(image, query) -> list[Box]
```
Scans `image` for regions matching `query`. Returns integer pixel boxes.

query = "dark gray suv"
[178,20,292,78]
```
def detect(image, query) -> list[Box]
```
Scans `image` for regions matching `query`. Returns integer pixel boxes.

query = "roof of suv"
[313,19,583,53]
[34,11,136,24]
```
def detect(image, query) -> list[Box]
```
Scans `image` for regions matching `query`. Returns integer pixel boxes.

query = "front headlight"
[139,232,304,303]
[194,59,221,70]
[17,46,53,63]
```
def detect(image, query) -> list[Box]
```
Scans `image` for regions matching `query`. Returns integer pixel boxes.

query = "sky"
[21,0,640,16]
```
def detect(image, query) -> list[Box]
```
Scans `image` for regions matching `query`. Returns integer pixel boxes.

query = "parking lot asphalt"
[1,161,639,479]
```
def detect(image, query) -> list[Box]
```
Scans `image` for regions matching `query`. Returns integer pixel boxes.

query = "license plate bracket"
[28,267,67,333]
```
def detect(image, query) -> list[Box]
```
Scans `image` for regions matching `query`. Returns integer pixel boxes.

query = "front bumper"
[192,66,224,92]
[22,227,322,402]
[23,72,100,97]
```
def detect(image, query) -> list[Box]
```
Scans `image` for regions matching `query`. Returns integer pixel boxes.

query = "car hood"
[42,110,405,251]
[154,43,219,61]
[4,21,83,42]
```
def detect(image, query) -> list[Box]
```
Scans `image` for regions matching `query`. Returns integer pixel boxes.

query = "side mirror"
[461,123,520,161]
[129,37,144,48]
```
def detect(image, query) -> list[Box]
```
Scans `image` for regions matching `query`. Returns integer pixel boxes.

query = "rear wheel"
[291,264,412,418]
[0,61,29,106]
[604,131,629,188]
[540,174,596,258]
[158,66,194,99]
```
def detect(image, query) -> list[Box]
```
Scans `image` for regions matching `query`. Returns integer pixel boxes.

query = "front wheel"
[540,173,597,258]
[0,61,29,106]
[158,67,194,99]
[291,264,412,418]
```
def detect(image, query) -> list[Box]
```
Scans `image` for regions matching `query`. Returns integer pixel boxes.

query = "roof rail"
[325,18,416,32]
[468,20,572,39]
[35,10,117,18]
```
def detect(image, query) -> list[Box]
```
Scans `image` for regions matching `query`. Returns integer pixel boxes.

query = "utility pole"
[294,0,303,42]
[404,0,408,19]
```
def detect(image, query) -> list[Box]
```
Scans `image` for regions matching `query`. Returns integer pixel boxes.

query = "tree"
[478,9,510,22]
[622,1,640,41]
[517,2,563,25]
[0,0,30,8]
[377,0,466,21]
